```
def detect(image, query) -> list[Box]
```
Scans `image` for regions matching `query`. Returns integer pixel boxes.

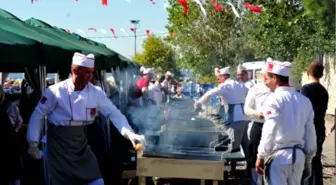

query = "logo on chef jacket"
[90,108,97,118]
[40,97,47,104]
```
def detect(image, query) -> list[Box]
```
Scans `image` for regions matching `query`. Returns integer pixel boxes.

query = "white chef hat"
[265,57,292,77]
[237,64,247,73]
[166,71,174,76]
[215,67,230,76]
[143,68,155,75]
[140,66,145,73]
[72,52,95,68]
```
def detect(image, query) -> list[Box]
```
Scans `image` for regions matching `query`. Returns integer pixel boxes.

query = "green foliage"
[166,0,249,76]
[197,75,218,84]
[244,0,335,77]
[132,35,178,75]
[166,0,335,78]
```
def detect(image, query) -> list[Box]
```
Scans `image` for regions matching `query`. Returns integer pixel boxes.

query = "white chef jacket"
[148,81,163,105]
[257,87,317,163]
[196,78,249,122]
[244,80,255,90]
[27,78,133,142]
[244,83,271,123]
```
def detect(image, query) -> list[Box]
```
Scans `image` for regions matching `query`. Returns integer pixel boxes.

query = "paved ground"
[322,115,335,185]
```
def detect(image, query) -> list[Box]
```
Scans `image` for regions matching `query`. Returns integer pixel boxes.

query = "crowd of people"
[2,51,334,185]
[194,58,332,185]
[2,52,184,185]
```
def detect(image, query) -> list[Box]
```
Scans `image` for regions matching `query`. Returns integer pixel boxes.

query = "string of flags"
[31,0,264,38]
[30,0,264,17]
[66,27,172,39]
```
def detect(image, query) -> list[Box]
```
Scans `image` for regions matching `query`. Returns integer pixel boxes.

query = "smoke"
[107,69,230,153]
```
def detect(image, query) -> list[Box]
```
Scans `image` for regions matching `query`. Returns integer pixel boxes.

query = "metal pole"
[130,20,140,57]
[134,25,137,56]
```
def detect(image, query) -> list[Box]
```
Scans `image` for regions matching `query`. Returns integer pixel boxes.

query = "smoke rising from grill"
[108,68,230,153]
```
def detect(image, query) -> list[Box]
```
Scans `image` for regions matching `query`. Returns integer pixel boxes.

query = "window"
[255,69,263,80]
[247,70,253,80]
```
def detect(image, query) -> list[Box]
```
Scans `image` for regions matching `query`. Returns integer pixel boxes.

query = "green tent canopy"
[0,28,40,72]
[0,9,76,69]
[64,32,125,68]
[69,32,139,69]
[25,18,117,70]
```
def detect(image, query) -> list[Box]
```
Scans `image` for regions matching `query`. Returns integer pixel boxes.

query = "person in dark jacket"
[301,62,329,185]
[0,85,24,185]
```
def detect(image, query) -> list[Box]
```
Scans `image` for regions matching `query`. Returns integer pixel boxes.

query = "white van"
[242,61,302,91]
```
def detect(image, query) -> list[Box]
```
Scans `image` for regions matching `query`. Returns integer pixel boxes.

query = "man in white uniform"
[255,58,317,185]
[195,67,249,152]
[237,64,255,90]
[244,66,271,185]
[237,64,255,169]
[26,52,146,185]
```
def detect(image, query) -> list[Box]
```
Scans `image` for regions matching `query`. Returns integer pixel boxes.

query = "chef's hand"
[255,158,265,175]
[257,112,264,119]
[27,142,43,160]
[125,131,146,149]
[302,158,313,181]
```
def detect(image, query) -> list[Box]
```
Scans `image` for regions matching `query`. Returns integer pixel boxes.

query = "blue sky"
[1,0,169,58]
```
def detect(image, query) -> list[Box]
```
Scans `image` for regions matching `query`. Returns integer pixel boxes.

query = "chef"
[256,58,317,185]
[26,52,146,185]
[243,66,271,185]
[161,71,175,102]
[237,64,255,173]
[194,67,249,152]
[237,64,255,90]
[131,67,154,107]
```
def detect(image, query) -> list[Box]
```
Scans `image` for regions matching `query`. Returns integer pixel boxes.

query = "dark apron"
[221,103,245,125]
[47,123,102,185]
[264,144,304,183]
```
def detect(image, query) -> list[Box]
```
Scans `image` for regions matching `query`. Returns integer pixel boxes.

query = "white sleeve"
[244,87,259,118]
[97,90,133,136]
[304,102,317,159]
[196,87,221,105]
[257,98,280,159]
[27,88,57,142]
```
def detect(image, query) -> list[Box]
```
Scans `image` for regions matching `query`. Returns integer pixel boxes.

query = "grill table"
[136,147,232,185]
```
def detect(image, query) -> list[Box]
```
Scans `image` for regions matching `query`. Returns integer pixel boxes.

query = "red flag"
[110,28,117,38]
[211,0,224,11]
[102,0,108,6]
[88,28,97,32]
[243,2,263,14]
[130,28,135,33]
[214,4,224,11]
[177,0,188,15]
[146,29,150,36]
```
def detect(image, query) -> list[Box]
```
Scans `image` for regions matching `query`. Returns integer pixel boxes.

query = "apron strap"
[264,144,304,183]
[222,103,245,125]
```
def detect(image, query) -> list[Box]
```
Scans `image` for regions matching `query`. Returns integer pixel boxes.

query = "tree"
[244,0,319,75]
[132,35,178,75]
[166,0,250,76]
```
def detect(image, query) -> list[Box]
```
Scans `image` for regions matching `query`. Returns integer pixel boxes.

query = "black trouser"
[307,133,325,185]
[248,121,263,169]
